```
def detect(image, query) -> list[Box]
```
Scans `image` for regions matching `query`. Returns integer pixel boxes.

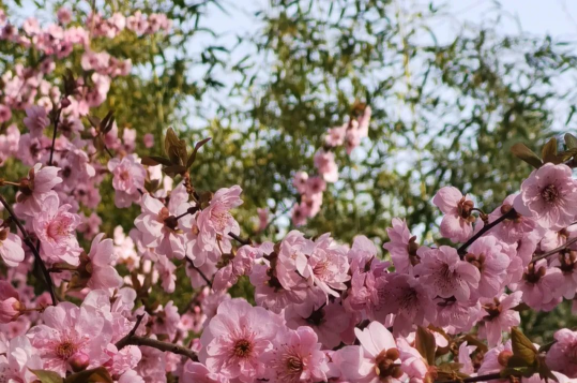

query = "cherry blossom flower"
[415,246,480,301]
[514,259,563,311]
[479,292,522,347]
[263,326,329,383]
[0,104,11,123]
[108,154,146,208]
[182,361,229,383]
[464,236,510,298]
[314,150,339,183]
[14,163,62,216]
[514,163,577,230]
[0,281,21,323]
[23,105,50,138]
[0,336,42,382]
[383,218,420,273]
[199,298,280,382]
[433,186,476,242]
[546,328,577,378]
[86,233,123,290]
[0,223,25,267]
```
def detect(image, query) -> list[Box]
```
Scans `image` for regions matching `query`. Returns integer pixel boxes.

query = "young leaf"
[541,138,559,164]
[187,137,212,169]
[565,133,577,149]
[64,367,113,383]
[30,369,64,383]
[509,327,537,367]
[164,128,187,165]
[141,156,172,166]
[415,326,436,366]
[511,143,543,168]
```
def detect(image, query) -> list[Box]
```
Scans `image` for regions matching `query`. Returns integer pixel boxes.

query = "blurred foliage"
[3,0,577,334]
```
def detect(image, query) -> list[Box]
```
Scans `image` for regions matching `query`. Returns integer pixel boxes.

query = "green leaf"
[141,156,172,166]
[565,133,577,149]
[541,138,559,164]
[30,369,64,383]
[163,164,187,178]
[415,326,436,366]
[164,128,187,165]
[187,137,212,169]
[511,143,543,168]
[64,367,113,383]
[509,327,537,367]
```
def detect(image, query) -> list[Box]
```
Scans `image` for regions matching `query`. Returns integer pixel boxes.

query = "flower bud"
[0,297,21,323]
[68,352,90,372]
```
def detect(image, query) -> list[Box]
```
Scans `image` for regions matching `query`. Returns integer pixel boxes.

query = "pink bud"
[68,352,90,372]
[0,297,21,323]
[143,133,154,148]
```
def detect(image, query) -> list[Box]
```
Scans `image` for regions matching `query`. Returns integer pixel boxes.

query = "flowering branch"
[228,232,251,246]
[457,208,517,257]
[186,257,212,287]
[115,314,145,350]
[119,336,199,361]
[0,194,57,305]
[532,236,577,263]
[47,105,62,166]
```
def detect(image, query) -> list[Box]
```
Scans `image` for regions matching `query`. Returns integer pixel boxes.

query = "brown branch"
[228,232,251,246]
[185,257,212,287]
[120,336,198,361]
[532,236,577,263]
[0,194,57,305]
[115,314,144,350]
[48,106,62,166]
[457,209,517,257]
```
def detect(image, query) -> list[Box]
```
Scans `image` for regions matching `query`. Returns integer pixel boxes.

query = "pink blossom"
[302,234,350,297]
[108,155,146,208]
[143,133,154,148]
[291,203,309,226]
[325,124,346,147]
[397,338,430,383]
[515,259,564,311]
[57,8,73,24]
[182,361,229,383]
[249,262,308,313]
[0,224,25,267]
[0,104,11,122]
[152,301,180,340]
[550,251,577,299]
[263,326,329,383]
[256,208,268,232]
[0,281,21,323]
[293,171,309,194]
[27,301,110,375]
[433,186,476,242]
[86,233,123,290]
[479,292,522,347]
[0,336,42,382]
[199,298,280,382]
[23,105,50,138]
[213,245,258,291]
[314,150,339,183]
[434,297,481,332]
[514,163,577,230]
[415,246,480,301]
[464,236,510,298]
[371,273,436,337]
[546,329,577,378]
[383,218,419,273]
[14,163,62,216]
[32,193,82,265]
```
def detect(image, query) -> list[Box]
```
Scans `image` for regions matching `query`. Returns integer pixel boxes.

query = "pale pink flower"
[143,133,154,148]
[514,163,577,230]
[464,236,510,298]
[23,105,50,138]
[0,104,11,122]
[345,235,382,312]
[0,281,21,323]
[338,321,403,383]
[415,246,480,301]
[540,225,577,252]
[57,8,73,24]
[263,326,329,383]
[397,338,430,383]
[199,298,280,382]
[119,370,145,383]
[515,259,563,311]
[249,263,308,313]
[371,273,436,337]
[325,124,346,147]
[134,344,167,383]
[291,203,309,227]
[477,341,512,377]
[0,336,42,383]
[306,176,326,196]
[213,245,258,292]
[434,297,481,332]
[550,251,577,299]
[182,361,229,383]
[293,171,309,194]
[479,292,522,347]
[86,233,123,290]
[302,233,350,297]
[383,218,419,273]
[546,329,577,378]
[0,224,25,267]
[14,163,62,216]
[32,193,82,265]
[152,301,180,340]
[108,155,146,208]
[433,186,475,242]
[314,150,339,183]
[458,342,475,375]
[27,301,110,375]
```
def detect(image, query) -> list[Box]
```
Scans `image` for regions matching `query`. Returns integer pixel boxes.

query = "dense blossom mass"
[0,6,577,383]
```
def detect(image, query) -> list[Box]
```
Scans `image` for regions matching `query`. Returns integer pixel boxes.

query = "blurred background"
[3,0,577,337]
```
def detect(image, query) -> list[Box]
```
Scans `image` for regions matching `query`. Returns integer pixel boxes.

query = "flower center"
[541,184,559,203]
[285,355,303,373]
[457,197,475,220]
[465,253,486,272]
[47,220,68,239]
[375,348,402,381]
[119,170,130,181]
[233,339,253,358]
[56,340,78,360]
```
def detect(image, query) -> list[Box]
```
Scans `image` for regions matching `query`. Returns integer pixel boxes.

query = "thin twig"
[532,236,577,263]
[120,336,198,361]
[228,232,251,246]
[115,314,145,350]
[457,209,517,257]
[0,194,57,305]
[48,107,62,166]
[185,257,212,287]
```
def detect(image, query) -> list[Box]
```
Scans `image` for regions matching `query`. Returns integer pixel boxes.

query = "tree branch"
[457,209,517,257]
[0,194,57,305]
[532,236,577,263]
[115,314,144,350]
[228,232,251,245]
[120,336,198,361]
[48,107,62,166]
[185,257,212,287]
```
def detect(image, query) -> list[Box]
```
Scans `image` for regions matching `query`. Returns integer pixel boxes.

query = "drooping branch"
[0,194,57,305]
[457,209,517,257]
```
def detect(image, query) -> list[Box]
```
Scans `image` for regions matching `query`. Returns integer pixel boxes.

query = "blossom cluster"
[290,106,372,226]
[1,6,577,383]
